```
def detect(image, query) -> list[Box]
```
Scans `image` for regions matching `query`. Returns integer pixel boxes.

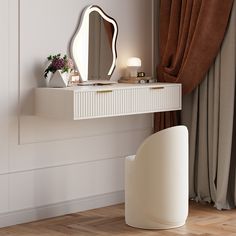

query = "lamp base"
[127,67,138,77]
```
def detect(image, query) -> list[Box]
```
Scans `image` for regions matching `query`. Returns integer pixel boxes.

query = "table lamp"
[127,57,141,77]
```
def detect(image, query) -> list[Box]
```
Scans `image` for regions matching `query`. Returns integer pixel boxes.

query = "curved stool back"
[125,125,188,229]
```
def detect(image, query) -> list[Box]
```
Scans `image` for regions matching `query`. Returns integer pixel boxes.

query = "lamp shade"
[127,57,141,67]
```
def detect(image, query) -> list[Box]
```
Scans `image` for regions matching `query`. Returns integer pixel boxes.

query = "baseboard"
[0,191,124,228]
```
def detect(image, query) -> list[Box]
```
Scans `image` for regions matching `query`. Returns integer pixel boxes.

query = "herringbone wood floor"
[1,201,236,235]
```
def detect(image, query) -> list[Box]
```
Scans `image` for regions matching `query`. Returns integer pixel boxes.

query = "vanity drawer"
[35,83,181,120]
[74,85,181,120]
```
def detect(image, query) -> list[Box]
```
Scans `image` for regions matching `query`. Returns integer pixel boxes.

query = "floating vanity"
[36,6,181,121]
[35,83,181,120]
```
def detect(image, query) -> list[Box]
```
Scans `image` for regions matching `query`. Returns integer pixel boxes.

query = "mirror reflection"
[71,5,118,82]
[88,11,114,80]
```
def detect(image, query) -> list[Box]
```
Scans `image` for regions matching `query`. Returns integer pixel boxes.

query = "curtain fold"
[155,0,233,132]
[154,111,179,133]
[157,0,233,94]
[181,1,236,209]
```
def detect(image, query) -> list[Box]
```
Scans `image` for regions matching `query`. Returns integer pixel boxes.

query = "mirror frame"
[70,5,118,82]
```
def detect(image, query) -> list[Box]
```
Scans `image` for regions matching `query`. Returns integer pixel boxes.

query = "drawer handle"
[97,90,113,94]
[150,86,165,90]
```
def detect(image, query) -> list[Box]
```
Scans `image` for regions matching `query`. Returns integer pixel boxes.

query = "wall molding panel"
[0,191,124,228]
[9,158,125,211]
[0,0,10,215]
[0,0,9,174]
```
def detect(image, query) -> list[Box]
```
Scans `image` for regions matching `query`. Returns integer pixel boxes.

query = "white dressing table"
[37,5,181,121]
[35,83,181,120]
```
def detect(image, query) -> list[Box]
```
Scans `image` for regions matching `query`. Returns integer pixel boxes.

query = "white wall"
[0,0,154,227]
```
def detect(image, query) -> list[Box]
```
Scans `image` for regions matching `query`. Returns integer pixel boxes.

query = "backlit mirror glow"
[70,5,118,81]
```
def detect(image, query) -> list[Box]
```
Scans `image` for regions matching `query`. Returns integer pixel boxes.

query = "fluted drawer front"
[74,85,181,120]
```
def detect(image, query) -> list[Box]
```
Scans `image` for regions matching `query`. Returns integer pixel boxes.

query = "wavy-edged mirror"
[70,5,118,82]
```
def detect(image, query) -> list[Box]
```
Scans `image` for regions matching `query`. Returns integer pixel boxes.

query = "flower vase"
[49,70,69,88]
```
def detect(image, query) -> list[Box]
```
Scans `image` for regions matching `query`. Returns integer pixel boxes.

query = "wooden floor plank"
[0,201,236,235]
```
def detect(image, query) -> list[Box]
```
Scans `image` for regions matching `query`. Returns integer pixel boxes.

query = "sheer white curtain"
[182,2,236,209]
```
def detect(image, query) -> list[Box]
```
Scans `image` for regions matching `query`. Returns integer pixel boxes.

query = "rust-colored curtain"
[154,0,233,132]
[103,20,114,49]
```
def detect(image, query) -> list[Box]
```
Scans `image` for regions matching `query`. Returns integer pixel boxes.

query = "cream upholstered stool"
[125,126,188,229]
